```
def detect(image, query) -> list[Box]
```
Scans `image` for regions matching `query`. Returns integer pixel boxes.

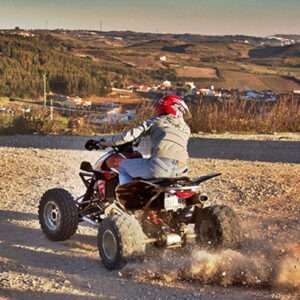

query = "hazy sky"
[0,0,299,36]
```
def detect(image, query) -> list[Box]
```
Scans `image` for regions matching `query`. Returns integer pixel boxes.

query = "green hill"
[0,34,111,98]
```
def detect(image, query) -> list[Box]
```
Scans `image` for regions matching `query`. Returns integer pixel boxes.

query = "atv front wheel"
[38,188,79,241]
[194,205,241,249]
[98,214,146,270]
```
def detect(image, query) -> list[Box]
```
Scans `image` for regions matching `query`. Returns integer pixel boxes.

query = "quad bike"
[38,141,241,270]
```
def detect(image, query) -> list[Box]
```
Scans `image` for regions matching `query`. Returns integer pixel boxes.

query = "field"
[216,70,300,91]
[176,66,218,79]
[0,136,299,299]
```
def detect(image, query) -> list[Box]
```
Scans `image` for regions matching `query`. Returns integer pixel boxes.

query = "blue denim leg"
[118,157,183,184]
[119,161,134,184]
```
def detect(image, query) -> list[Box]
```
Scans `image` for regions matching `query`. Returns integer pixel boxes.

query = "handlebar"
[85,138,139,152]
[85,139,106,151]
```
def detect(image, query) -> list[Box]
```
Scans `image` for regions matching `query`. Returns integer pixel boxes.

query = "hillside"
[0,34,111,98]
[0,30,300,96]
[70,31,300,90]
[249,44,300,59]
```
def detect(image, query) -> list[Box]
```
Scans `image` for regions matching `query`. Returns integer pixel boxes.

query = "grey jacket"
[101,115,191,164]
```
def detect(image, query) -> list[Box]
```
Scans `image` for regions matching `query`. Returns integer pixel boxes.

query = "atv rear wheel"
[38,188,79,241]
[194,205,241,249]
[98,214,146,270]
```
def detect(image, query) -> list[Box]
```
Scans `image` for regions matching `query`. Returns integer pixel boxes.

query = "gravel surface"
[0,138,299,300]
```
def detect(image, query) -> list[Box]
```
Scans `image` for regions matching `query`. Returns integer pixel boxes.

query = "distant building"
[161,80,172,88]
[21,107,31,113]
[47,93,68,102]
[136,85,151,93]
[72,96,83,105]
[199,88,215,97]
[83,100,92,107]
[63,96,83,108]
[241,90,277,102]
[105,108,136,124]
[266,36,296,47]
[16,31,35,37]
[111,87,133,94]
[185,82,196,90]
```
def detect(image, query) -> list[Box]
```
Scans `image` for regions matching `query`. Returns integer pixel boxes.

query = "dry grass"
[1,97,299,135]
[105,97,300,134]
[188,96,300,133]
[0,108,69,135]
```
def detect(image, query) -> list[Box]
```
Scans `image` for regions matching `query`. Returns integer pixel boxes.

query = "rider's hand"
[85,139,100,151]
[98,138,108,149]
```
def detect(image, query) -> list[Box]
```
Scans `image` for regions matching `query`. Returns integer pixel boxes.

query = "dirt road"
[0,137,299,299]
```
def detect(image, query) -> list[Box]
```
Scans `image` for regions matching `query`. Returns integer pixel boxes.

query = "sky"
[0,0,299,36]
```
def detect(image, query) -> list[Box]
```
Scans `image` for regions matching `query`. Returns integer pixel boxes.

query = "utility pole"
[43,73,47,108]
[42,73,53,120]
[50,99,53,121]
[99,19,103,32]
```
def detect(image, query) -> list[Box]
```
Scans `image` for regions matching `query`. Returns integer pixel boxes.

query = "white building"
[106,109,136,124]
[16,31,35,37]
[63,96,83,108]
[83,100,92,107]
[161,80,172,88]
[267,36,296,47]
[72,96,83,105]
[160,56,167,62]
[185,82,196,90]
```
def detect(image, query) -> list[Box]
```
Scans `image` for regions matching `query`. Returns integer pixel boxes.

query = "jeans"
[118,157,187,185]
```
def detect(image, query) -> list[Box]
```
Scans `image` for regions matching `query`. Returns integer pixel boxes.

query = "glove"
[85,139,100,151]
[98,138,107,149]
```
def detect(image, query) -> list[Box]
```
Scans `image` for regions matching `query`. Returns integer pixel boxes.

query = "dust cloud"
[123,243,300,291]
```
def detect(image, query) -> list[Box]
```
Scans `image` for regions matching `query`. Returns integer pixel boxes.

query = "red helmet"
[156,95,189,117]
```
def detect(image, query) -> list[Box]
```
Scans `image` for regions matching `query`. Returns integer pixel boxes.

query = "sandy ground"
[0,145,300,299]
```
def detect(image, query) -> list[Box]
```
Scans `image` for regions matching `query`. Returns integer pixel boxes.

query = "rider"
[85,95,191,185]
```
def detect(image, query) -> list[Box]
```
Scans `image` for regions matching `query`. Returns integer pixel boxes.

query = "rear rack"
[116,172,221,210]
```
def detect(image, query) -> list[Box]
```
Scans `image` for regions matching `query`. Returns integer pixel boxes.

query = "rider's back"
[149,115,190,164]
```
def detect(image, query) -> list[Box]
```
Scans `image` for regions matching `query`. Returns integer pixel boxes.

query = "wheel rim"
[102,229,118,261]
[200,219,219,246]
[43,201,61,231]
